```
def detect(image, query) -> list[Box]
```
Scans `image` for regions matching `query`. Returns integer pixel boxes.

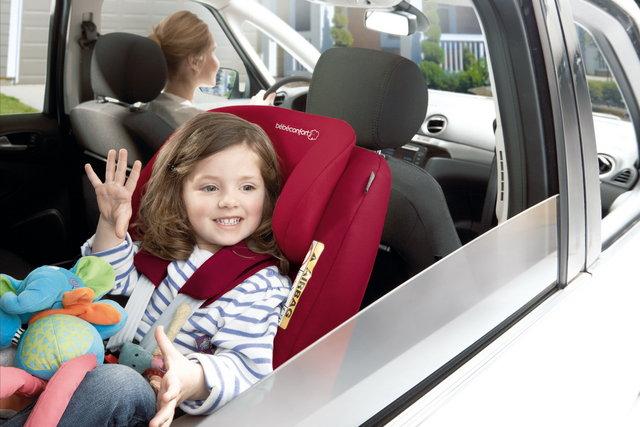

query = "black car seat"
[424,118,498,243]
[70,32,172,163]
[70,32,174,231]
[306,47,461,305]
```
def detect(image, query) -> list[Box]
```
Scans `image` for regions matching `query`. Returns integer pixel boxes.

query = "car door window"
[575,24,639,217]
[0,0,50,114]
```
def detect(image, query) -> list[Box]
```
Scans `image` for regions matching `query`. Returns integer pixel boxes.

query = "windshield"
[243,0,492,97]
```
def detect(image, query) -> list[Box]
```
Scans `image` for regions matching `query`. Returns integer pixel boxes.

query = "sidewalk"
[0,83,45,111]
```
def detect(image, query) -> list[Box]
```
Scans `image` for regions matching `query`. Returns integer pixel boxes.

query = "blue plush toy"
[0,256,127,379]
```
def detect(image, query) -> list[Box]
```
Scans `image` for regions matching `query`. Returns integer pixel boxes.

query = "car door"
[0,0,83,275]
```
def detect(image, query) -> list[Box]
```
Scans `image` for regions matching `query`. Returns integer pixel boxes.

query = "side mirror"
[199,67,240,99]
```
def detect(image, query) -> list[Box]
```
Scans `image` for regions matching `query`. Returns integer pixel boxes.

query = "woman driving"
[148,11,273,127]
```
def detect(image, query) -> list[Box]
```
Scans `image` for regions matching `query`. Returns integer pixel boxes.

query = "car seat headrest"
[306,47,428,151]
[91,32,167,104]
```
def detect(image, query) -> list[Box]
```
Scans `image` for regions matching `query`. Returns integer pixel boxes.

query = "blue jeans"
[2,364,156,427]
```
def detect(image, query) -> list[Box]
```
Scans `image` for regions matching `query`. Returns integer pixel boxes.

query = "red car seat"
[130,105,391,367]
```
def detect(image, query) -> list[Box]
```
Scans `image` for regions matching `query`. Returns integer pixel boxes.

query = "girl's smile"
[214,217,242,226]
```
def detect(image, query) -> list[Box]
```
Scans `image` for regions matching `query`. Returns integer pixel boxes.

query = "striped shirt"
[81,234,291,415]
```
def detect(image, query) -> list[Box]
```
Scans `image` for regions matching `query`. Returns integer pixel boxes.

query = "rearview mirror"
[365,10,417,36]
[364,1,429,36]
[199,67,239,98]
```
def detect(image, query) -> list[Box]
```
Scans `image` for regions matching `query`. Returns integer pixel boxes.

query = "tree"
[330,7,353,47]
[420,1,444,64]
[423,0,441,42]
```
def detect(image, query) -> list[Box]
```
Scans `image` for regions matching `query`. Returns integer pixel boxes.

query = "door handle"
[0,136,29,151]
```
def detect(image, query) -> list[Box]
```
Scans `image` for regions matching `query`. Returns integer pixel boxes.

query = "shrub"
[419,48,489,94]
[420,61,459,91]
[421,40,444,65]
[331,8,353,47]
[587,79,624,109]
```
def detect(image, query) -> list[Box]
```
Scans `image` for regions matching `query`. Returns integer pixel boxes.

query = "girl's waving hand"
[85,149,141,249]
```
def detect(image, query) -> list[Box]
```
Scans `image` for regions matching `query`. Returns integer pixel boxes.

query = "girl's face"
[182,143,265,253]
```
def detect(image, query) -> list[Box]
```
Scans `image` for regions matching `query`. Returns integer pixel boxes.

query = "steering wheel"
[262,75,312,100]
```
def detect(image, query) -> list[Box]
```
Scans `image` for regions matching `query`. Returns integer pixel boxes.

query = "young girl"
[147,11,274,128]
[67,112,288,426]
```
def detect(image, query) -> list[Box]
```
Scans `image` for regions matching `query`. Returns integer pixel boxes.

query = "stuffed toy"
[0,256,127,425]
[116,302,192,377]
[0,354,97,426]
[0,256,127,379]
[1,256,114,321]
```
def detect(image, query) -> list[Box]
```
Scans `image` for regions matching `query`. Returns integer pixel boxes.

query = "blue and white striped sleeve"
[180,268,291,415]
[80,232,140,296]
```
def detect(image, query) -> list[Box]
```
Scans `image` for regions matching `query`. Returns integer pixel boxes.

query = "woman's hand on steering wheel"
[251,90,276,105]
[256,75,312,106]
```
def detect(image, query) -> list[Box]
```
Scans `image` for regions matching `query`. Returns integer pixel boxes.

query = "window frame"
[571,0,640,248]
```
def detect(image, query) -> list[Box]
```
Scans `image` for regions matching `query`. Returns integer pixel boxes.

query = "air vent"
[424,115,447,135]
[273,93,285,106]
[597,154,614,174]
[614,169,632,184]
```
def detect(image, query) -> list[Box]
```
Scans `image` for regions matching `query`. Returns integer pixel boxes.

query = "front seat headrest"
[91,32,167,104]
[306,47,428,151]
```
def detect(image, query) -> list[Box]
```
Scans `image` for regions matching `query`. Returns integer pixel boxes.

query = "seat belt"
[78,19,100,102]
[474,119,499,235]
[106,242,277,351]
[477,154,497,234]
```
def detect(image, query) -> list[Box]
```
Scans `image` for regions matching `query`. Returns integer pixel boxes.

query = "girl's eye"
[202,185,218,193]
[242,184,256,191]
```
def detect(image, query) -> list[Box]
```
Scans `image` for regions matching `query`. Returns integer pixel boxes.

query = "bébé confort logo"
[275,123,319,141]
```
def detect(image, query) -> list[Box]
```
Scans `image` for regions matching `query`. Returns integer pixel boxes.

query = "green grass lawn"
[0,92,38,114]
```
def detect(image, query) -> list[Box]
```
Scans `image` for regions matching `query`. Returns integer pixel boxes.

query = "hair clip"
[168,163,177,172]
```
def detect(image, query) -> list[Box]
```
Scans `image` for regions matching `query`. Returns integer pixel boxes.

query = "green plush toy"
[0,256,127,379]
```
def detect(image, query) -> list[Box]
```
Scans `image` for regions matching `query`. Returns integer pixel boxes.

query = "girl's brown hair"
[136,112,288,274]
[149,11,213,78]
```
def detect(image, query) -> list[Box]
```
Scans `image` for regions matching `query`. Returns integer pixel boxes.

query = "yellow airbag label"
[279,241,324,329]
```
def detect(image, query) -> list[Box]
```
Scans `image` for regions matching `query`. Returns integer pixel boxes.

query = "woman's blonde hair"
[149,11,213,78]
[136,112,288,274]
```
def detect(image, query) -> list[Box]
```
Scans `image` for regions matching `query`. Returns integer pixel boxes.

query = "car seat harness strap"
[106,242,276,351]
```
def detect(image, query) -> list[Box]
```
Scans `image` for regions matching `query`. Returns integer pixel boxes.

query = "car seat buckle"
[365,171,376,193]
